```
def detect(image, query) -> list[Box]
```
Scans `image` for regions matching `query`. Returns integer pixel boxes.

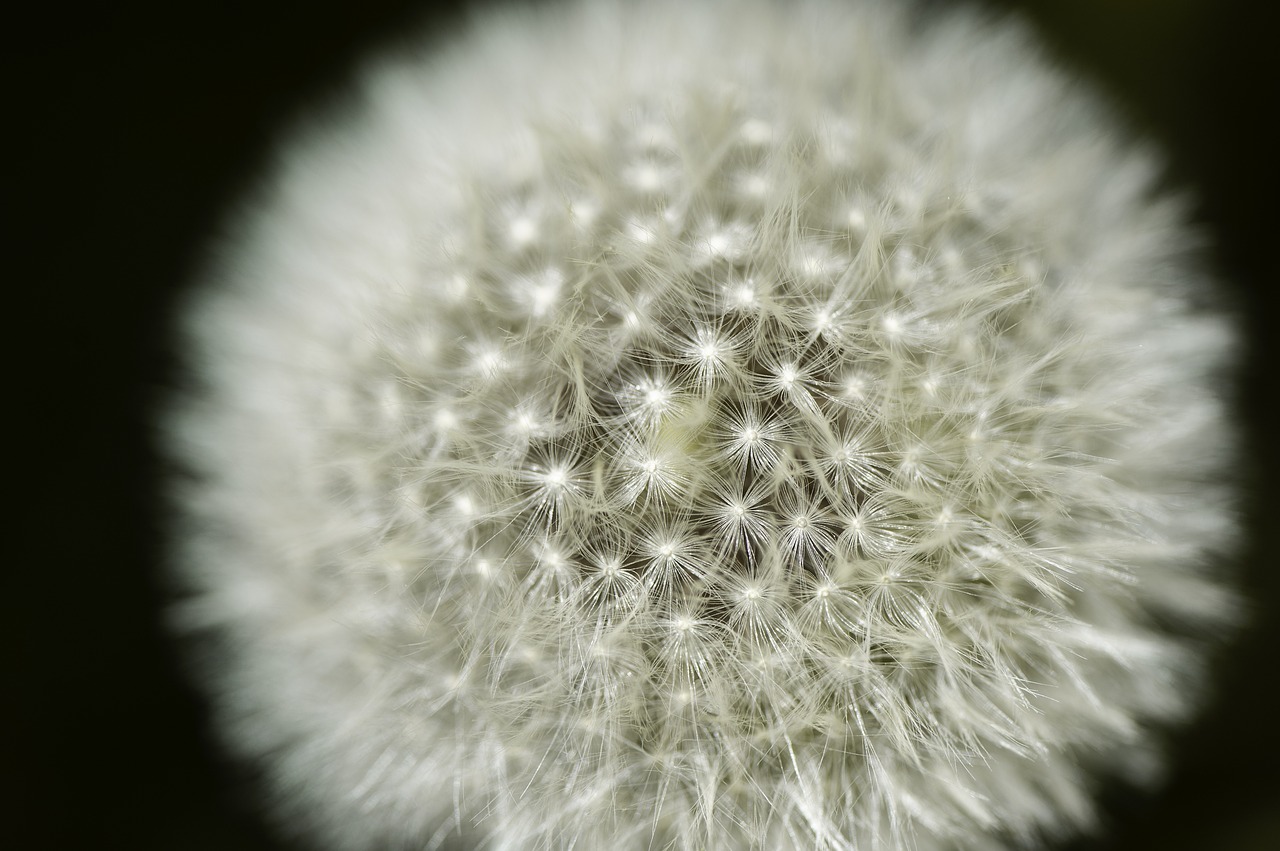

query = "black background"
[10,0,1277,848]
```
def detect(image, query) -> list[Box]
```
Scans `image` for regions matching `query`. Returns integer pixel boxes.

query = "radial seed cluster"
[169,2,1237,850]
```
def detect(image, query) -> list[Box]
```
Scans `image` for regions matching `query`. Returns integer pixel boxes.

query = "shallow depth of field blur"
[11,1,1276,849]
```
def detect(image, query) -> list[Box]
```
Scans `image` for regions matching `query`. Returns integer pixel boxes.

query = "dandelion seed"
[680,324,740,392]
[717,407,785,470]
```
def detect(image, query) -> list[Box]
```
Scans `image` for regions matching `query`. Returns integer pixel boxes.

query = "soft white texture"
[169,1,1238,849]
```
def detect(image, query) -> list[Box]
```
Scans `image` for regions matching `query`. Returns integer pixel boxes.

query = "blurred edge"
[9,0,1275,848]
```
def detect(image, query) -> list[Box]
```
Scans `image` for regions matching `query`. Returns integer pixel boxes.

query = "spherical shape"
[168,2,1238,849]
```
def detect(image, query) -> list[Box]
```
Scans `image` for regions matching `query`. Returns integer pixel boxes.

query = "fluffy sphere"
[168,1,1237,849]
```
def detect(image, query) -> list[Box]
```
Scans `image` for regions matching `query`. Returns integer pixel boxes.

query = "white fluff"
[168,1,1238,849]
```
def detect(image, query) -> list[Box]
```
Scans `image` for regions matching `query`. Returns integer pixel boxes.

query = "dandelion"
[167,1,1238,850]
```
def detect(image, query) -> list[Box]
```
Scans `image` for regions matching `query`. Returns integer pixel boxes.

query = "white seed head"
[168,2,1238,850]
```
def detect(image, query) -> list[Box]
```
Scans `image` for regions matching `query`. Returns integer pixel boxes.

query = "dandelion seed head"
[170,2,1238,850]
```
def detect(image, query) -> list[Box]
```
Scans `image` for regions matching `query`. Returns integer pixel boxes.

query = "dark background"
[10,0,1277,848]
